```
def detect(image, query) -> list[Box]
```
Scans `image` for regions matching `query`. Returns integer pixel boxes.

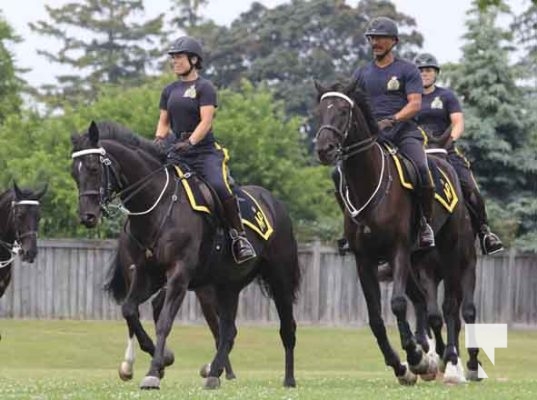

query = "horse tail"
[103,250,127,304]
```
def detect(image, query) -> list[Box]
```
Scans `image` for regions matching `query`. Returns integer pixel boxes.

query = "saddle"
[382,143,459,213]
[173,165,273,241]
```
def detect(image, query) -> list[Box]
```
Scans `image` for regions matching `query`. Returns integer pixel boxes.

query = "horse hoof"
[226,372,236,380]
[465,368,483,382]
[204,376,221,390]
[118,361,134,381]
[397,363,417,386]
[443,360,467,385]
[163,348,175,367]
[283,377,296,388]
[199,363,211,378]
[420,353,439,382]
[410,352,430,375]
[158,368,165,379]
[140,375,160,390]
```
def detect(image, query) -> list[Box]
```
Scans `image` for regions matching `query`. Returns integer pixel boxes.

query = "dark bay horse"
[105,229,236,381]
[314,81,476,385]
[70,121,300,390]
[0,182,47,340]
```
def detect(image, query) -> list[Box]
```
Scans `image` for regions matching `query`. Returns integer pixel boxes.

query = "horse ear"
[12,180,23,200]
[36,183,48,200]
[88,120,99,146]
[344,79,358,96]
[314,79,327,95]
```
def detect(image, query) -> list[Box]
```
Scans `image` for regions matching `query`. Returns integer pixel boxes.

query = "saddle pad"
[174,166,273,240]
[382,144,459,213]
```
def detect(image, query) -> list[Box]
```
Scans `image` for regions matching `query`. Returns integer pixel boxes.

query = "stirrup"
[230,229,256,264]
[480,232,504,256]
[418,221,435,249]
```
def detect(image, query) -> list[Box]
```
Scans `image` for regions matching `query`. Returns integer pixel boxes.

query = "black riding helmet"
[414,53,440,71]
[168,36,203,69]
[364,17,399,42]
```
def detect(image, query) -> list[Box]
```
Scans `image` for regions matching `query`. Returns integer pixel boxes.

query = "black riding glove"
[173,140,194,154]
[378,116,396,131]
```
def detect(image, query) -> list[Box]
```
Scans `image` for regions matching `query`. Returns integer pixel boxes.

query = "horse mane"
[327,82,380,136]
[81,121,162,160]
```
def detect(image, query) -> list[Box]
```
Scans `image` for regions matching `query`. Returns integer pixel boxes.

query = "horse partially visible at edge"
[0,182,47,340]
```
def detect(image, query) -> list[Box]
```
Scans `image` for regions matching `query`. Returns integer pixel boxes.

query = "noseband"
[316,91,377,161]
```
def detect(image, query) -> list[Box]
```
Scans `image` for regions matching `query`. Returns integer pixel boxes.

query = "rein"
[318,90,388,220]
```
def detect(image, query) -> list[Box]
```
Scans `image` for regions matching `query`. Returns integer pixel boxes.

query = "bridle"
[316,90,389,221]
[0,199,40,269]
[71,147,170,216]
[315,91,377,161]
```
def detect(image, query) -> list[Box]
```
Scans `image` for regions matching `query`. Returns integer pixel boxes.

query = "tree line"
[0,0,535,250]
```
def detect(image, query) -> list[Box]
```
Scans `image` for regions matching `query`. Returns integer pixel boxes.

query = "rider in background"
[351,17,435,249]
[153,36,256,264]
[414,53,503,255]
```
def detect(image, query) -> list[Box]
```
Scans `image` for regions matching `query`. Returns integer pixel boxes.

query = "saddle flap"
[173,166,273,240]
[382,144,459,213]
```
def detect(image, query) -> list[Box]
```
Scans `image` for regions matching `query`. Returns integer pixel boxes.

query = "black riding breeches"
[171,143,234,201]
[382,121,433,188]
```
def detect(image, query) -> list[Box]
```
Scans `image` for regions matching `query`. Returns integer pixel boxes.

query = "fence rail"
[1,239,536,326]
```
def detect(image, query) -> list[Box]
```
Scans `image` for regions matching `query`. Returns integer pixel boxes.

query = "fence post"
[310,239,321,322]
[504,247,516,326]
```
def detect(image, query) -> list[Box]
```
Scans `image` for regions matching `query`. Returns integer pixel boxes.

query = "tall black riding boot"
[222,196,256,264]
[417,185,435,249]
[465,188,504,255]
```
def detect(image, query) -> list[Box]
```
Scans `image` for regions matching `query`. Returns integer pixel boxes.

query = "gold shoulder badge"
[184,85,197,99]
[387,76,400,91]
[431,96,443,109]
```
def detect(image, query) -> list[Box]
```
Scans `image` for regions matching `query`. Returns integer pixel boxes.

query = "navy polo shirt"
[415,86,462,137]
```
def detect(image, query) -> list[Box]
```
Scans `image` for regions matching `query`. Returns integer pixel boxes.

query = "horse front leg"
[119,266,164,381]
[140,261,189,390]
[441,278,466,384]
[356,256,411,384]
[205,288,240,390]
[391,248,428,378]
[195,286,236,380]
[460,261,482,381]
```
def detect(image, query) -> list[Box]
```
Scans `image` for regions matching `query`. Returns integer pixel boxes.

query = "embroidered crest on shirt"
[387,76,400,91]
[431,96,443,109]
[184,85,197,99]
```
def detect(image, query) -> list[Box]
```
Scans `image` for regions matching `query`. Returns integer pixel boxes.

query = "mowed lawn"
[0,320,536,399]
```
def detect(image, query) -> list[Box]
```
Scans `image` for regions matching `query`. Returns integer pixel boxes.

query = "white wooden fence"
[0,239,535,326]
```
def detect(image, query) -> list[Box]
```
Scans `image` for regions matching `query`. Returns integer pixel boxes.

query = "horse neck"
[342,124,383,206]
[0,190,15,247]
[103,141,172,217]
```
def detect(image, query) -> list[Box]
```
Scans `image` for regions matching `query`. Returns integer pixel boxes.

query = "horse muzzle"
[80,212,99,228]
[316,144,339,165]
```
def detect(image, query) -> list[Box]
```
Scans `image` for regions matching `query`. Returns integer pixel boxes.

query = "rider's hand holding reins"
[378,116,396,131]
[173,139,194,154]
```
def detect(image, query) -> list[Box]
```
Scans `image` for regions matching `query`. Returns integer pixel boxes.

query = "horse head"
[11,181,47,263]
[314,80,378,165]
[71,120,165,228]
[70,121,109,227]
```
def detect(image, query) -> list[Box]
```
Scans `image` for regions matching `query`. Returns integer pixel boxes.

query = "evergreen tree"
[28,0,165,110]
[0,12,23,123]
[445,1,537,249]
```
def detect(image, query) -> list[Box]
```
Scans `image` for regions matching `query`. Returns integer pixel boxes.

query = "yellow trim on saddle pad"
[174,165,211,214]
[240,189,274,241]
[172,166,274,240]
[383,144,459,213]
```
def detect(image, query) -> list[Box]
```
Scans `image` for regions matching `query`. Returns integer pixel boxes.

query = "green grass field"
[0,320,536,399]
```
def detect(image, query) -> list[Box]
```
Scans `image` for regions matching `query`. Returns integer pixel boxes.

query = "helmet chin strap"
[373,41,396,62]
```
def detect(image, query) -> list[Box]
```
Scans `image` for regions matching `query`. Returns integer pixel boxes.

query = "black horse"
[105,230,237,381]
[0,182,47,340]
[70,121,300,389]
[314,81,476,385]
